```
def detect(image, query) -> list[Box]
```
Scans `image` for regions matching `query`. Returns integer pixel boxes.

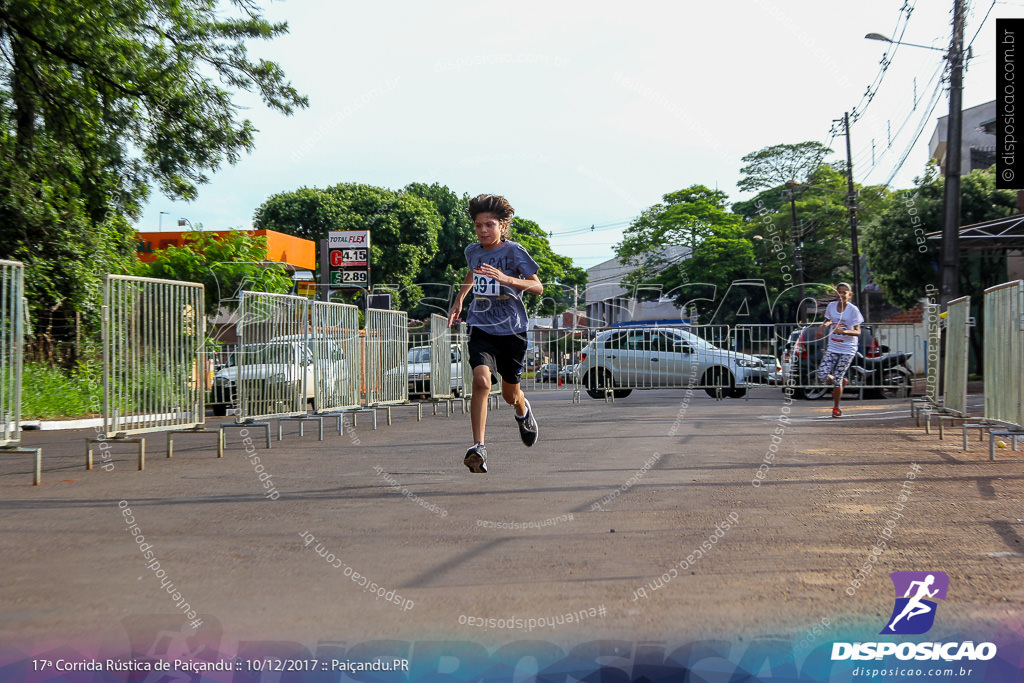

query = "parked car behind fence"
[574,327,766,399]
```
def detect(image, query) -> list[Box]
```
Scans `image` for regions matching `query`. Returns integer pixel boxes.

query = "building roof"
[585,245,689,302]
[925,214,1024,251]
[877,303,924,324]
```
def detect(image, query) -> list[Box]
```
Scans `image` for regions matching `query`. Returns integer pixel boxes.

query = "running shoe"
[515,398,539,447]
[464,444,487,473]
[832,407,842,418]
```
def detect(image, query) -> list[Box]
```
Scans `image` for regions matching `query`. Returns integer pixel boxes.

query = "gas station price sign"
[327,230,370,290]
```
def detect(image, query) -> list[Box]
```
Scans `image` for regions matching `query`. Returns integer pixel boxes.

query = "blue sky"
[136,0,1020,269]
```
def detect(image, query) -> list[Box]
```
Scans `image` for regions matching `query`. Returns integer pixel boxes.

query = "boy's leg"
[502,380,525,415]
[471,365,493,444]
[503,379,538,446]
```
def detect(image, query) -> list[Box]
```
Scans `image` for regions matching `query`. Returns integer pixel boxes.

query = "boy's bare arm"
[448,271,474,326]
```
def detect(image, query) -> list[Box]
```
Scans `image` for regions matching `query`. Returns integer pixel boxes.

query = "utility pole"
[940,0,966,309]
[786,181,805,322]
[840,112,863,317]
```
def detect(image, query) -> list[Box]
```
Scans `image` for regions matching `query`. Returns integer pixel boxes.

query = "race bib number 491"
[473,273,500,296]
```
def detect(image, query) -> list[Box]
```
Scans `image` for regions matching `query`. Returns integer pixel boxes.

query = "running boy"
[447,194,542,473]
[816,282,864,418]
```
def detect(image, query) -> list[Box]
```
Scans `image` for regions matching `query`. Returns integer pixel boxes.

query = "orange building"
[135,229,316,271]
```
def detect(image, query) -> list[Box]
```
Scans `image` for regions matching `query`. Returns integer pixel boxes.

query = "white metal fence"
[235,291,311,422]
[1,260,26,448]
[365,308,409,406]
[429,314,455,400]
[310,300,361,413]
[922,302,942,407]
[0,260,40,484]
[101,275,206,436]
[983,281,1024,428]
[942,296,971,417]
[535,322,919,399]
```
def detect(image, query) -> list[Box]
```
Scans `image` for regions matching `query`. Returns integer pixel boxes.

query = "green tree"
[254,183,441,310]
[735,162,891,321]
[616,185,744,284]
[139,229,293,323]
[862,165,1015,310]
[511,217,587,317]
[0,0,306,362]
[403,182,475,319]
[615,185,753,319]
[863,164,1015,369]
[249,188,349,243]
[737,141,834,192]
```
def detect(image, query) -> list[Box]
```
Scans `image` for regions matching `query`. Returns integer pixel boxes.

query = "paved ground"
[1,388,1022,662]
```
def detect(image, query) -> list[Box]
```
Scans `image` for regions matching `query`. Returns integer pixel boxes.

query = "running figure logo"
[881,571,949,635]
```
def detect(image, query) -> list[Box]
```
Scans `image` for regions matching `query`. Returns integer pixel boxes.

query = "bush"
[20,362,103,419]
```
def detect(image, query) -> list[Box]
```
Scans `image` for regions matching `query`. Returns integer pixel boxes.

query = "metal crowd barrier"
[309,300,374,433]
[571,325,748,400]
[976,281,1024,458]
[236,292,311,423]
[310,300,361,411]
[870,323,923,369]
[942,297,971,417]
[87,275,213,470]
[921,297,972,439]
[914,303,942,419]
[365,308,417,423]
[520,325,584,394]
[429,314,455,401]
[0,260,40,484]
[564,322,923,401]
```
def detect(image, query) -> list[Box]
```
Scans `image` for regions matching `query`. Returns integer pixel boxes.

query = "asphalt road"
[1,388,1021,672]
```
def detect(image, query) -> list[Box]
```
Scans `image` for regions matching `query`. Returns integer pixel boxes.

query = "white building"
[584,246,694,328]
[928,100,996,176]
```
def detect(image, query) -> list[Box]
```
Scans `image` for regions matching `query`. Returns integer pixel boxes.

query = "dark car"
[781,324,881,400]
[538,363,559,382]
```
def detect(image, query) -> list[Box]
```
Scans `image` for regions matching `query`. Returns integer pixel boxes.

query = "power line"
[849,0,918,124]
[884,74,946,185]
[543,219,635,238]
[824,1,917,176]
[966,0,996,51]
[857,60,946,182]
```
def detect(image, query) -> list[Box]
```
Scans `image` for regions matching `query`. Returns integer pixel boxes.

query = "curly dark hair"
[468,194,515,222]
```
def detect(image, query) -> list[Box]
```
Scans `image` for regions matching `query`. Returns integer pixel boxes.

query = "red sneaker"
[832,407,842,418]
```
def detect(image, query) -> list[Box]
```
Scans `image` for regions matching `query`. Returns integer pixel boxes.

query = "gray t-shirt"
[463,240,539,335]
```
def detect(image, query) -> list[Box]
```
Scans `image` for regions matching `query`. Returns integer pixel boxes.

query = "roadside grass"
[20,362,103,419]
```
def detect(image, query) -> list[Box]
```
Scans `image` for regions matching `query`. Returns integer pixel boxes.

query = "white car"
[210,335,348,415]
[406,344,465,397]
[574,327,765,399]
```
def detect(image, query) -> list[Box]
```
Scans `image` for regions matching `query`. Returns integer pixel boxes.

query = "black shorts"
[468,327,528,385]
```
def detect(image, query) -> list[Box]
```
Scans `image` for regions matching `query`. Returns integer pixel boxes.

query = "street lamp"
[865,0,966,307]
[178,218,193,230]
[158,211,170,232]
[864,33,947,53]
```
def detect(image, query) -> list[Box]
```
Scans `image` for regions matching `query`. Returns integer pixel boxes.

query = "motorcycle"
[797,351,913,400]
